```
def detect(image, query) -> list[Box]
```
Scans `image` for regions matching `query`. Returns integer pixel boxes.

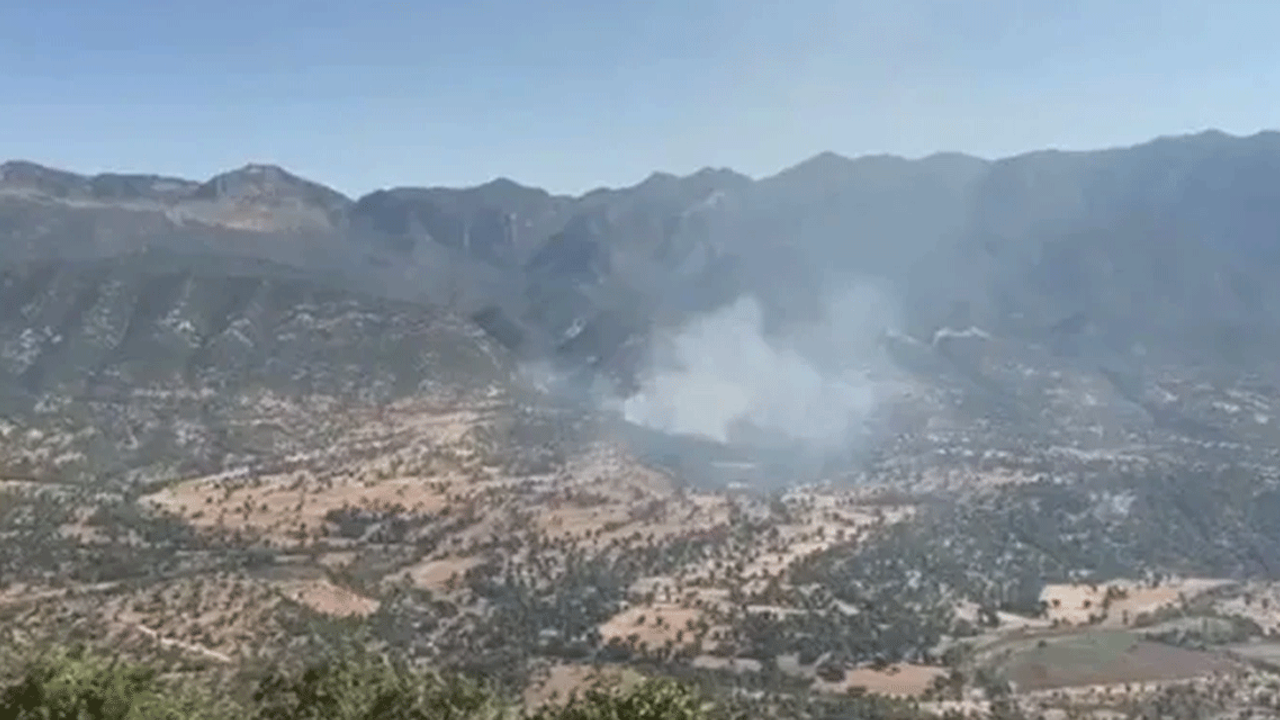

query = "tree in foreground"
[249,646,504,720]
[529,678,711,720]
[0,645,228,720]
[0,642,721,720]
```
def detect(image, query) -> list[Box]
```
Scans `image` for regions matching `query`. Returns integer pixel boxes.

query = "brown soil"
[813,664,947,697]
[523,663,643,709]
[1005,637,1236,691]
[599,603,704,650]
[278,578,379,617]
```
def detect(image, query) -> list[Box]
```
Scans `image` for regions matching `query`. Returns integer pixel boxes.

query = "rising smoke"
[622,280,902,452]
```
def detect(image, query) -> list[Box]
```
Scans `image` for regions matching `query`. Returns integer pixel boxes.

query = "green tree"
[530,678,712,720]
[0,645,228,720]
[250,646,503,720]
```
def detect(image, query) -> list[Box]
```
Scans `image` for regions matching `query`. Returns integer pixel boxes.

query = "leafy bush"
[0,644,721,720]
[0,645,229,720]
[250,646,503,720]
[529,678,712,720]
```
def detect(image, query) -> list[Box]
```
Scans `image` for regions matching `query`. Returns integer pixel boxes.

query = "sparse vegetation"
[12,184,1280,718]
[0,644,727,720]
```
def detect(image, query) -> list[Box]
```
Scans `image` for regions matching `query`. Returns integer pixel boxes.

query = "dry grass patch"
[1041,578,1230,626]
[722,497,914,590]
[0,581,122,610]
[387,406,487,436]
[592,497,732,549]
[540,503,633,540]
[954,600,1052,632]
[599,603,705,650]
[277,578,379,617]
[316,551,358,569]
[3,572,373,663]
[813,664,947,697]
[143,470,455,546]
[396,556,484,593]
[563,445,675,496]
[533,448,729,548]
[1216,582,1280,634]
[690,656,762,674]
[4,574,296,662]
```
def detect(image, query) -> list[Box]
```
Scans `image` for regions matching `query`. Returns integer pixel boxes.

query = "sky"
[1,0,1278,197]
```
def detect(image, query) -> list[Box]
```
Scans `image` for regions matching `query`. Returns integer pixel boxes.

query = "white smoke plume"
[622,281,900,450]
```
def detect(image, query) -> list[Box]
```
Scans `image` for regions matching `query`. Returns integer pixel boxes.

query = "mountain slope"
[12,132,1280,719]
[3,132,1276,366]
[8,130,1280,405]
[0,251,516,486]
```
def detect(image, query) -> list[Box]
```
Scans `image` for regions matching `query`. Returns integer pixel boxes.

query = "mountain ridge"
[7,127,1280,393]
[10,127,1271,205]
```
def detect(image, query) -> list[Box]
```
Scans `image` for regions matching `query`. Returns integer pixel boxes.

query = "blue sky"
[1,0,1278,196]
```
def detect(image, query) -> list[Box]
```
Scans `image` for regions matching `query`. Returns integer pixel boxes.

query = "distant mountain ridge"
[6,128,1280,387]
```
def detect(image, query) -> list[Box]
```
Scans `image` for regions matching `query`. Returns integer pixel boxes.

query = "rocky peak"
[0,160,91,199]
[349,178,569,264]
[88,173,201,202]
[191,164,351,211]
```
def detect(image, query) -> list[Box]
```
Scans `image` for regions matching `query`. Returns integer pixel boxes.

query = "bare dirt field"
[998,630,1237,691]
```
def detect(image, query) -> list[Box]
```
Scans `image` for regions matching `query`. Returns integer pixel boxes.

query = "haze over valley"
[10,128,1280,717]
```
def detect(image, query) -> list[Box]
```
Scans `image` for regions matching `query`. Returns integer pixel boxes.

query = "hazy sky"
[2,0,1278,195]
